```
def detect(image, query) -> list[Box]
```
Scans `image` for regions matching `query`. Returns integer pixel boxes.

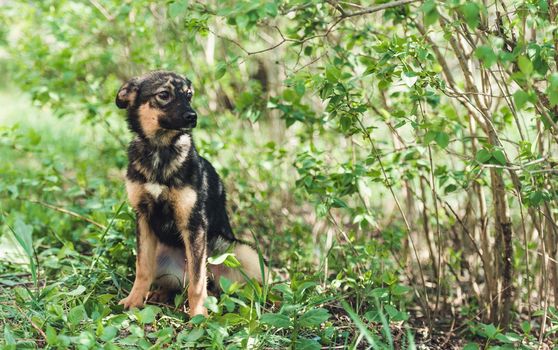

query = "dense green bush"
[1,0,558,348]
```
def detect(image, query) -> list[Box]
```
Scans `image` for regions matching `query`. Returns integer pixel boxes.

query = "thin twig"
[14,304,47,343]
[88,0,114,21]
[26,199,107,230]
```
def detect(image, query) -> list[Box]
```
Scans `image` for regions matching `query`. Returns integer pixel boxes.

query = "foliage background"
[1,0,558,348]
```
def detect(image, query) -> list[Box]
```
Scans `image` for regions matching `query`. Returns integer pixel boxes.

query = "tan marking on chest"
[138,103,161,138]
[144,182,167,199]
[169,186,197,231]
[127,180,172,211]
[126,180,145,209]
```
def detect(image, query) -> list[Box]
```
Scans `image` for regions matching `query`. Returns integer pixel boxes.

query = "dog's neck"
[128,131,197,183]
[144,129,188,147]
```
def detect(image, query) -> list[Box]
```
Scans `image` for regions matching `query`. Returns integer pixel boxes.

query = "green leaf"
[189,314,206,324]
[46,325,58,345]
[168,0,187,19]
[283,89,298,102]
[475,149,492,163]
[296,338,321,350]
[424,130,437,144]
[384,304,409,321]
[223,253,242,268]
[12,217,33,257]
[421,0,439,26]
[295,81,305,96]
[207,251,241,268]
[517,55,533,75]
[100,326,118,342]
[463,343,479,350]
[77,331,95,348]
[203,296,219,313]
[533,53,549,75]
[136,306,160,324]
[444,184,458,194]
[513,90,530,110]
[260,313,291,328]
[481,323,498,338]
[435,131,449,148]
[215,62,227,80]
[492,149,506,165]
[263,2,278,17]
[331,197,348,208]
[529,191,543,206]
[520,320,531,334]
[27,129,41,145]
[219,276,232,294]
[295,281,317,295]
[325,65,341,81]
[401,71,418,87]
[390,284,411,296]
[475,46,497,68]
[4,324,16,345]
[546,73,558,106]
[495,332,522,343]
[460,2,481,28]
[67,285,86,296]
[238,15,251,29]
[208,252,234,265]
[68,305,87,326]
[298,308,330,328]
[185,328,204,342]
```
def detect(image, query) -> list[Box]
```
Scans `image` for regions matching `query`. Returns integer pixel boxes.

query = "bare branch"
[213,0,421,56]
[88,0,114,21]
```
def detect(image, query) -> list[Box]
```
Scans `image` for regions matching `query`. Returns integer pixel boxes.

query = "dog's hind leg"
[209,243,269,286]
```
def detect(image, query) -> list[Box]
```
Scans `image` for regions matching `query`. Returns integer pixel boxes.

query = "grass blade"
[340,300,381,348]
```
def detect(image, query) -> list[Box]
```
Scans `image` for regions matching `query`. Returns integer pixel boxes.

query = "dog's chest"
[144,182,167,200]
[126,179,198,246]
[138,182,176,214]
[141,182,181,245]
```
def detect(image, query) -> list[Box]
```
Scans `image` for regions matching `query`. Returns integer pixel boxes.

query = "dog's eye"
[157,91,171,102]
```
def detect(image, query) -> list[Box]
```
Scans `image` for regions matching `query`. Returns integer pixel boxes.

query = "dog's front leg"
[183,228,208,317]
[171,186,207,317]
[119,216,158,309]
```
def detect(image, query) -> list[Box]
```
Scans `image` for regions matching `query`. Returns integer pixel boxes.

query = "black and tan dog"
[116,71,266,316]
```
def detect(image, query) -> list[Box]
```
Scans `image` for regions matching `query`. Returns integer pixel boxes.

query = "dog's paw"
[119,293,147,309]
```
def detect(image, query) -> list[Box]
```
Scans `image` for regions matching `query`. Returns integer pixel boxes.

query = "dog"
[115,71,267,316]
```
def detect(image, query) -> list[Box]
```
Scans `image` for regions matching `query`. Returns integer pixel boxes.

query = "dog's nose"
[184,111,197,120]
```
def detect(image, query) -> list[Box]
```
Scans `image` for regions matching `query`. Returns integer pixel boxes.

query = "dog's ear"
[116,79,140,109]
[182,77,194,98]
[185,85,194,98]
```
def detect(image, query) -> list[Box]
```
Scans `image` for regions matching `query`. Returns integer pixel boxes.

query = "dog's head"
[116,71,197,140]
